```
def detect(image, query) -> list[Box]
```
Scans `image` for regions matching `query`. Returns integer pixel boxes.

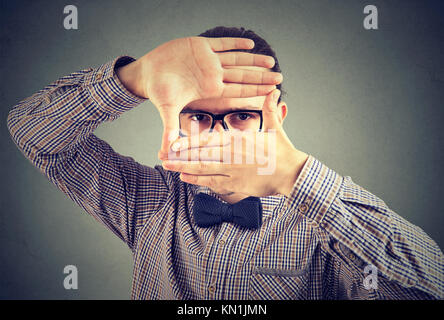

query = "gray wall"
[1,0,443,299]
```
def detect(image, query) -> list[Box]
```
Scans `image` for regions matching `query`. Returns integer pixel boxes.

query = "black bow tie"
[193,193,263,229]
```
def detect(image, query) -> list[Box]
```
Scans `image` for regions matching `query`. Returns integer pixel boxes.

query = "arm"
[285,155,444,299]
[7,56,171,251]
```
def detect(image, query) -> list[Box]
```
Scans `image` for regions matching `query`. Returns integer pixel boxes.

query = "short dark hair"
[199,26,284,103]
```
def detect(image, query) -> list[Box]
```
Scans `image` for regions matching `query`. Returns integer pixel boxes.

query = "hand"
[116,36,283,153]
[161,89,309,197]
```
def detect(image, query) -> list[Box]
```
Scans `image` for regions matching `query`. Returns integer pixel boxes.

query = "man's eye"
[191,114,205,121]
[236,113,251,121]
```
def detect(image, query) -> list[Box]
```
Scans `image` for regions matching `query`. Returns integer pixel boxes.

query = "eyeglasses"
[179,109,263,136]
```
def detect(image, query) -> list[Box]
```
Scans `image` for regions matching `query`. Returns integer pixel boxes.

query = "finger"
[262,89,281,130]
[217,52,275,68]
[174,129,250,151]
[180,173,231,189]
[168,132,232,162]
[163,160,229,175]
[206,37,254,52]
[223,69,282,85]
[165,145,236,162]
[222,84,276,98]
[159,107,181,154]
[172,131,232,152]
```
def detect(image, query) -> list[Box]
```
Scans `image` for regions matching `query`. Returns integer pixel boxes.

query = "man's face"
[171,66,287,199]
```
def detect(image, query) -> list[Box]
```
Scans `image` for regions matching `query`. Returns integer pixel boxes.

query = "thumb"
[159,106,181,156]
[262,89,281,130]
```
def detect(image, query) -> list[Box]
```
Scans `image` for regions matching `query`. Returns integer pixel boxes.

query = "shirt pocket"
[248,265,309,299]
[247,218,320,299]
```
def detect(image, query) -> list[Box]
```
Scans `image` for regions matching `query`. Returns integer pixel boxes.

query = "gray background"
[1,0,443,299]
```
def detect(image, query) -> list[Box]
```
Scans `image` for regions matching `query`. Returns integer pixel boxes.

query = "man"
[7,26,443,299]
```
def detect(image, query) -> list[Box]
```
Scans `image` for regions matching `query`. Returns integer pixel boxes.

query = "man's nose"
[212,120,225,132]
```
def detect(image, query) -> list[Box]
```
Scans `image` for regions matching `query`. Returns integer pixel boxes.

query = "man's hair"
[199,26,284,103]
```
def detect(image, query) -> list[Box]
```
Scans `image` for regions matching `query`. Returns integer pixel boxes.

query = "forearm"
[7,56,146,172]
[277,148,309,197]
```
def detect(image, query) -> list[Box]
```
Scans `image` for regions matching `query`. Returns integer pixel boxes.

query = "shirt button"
[208,284,216,294]
[218,239,225,246]
[95,72,103,80]
[348,253,356,261]
[298,203,309,214]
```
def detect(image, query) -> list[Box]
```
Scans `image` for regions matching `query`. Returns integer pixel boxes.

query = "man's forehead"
[184,96,267,112]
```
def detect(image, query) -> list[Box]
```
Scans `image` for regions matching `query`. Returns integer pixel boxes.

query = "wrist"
[277,149,309,197]
[116,58,147,99]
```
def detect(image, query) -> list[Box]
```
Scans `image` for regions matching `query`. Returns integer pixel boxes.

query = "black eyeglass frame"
[179,109,263,136]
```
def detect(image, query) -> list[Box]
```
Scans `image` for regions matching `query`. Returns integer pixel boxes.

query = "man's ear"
[277,101,287,124]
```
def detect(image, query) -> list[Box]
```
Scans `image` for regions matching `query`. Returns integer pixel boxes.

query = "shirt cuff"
[284,154,343,228]
[82,56,147,115]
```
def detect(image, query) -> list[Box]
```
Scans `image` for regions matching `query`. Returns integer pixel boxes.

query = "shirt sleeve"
[284,155,444,299]
[7,56,172,252]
